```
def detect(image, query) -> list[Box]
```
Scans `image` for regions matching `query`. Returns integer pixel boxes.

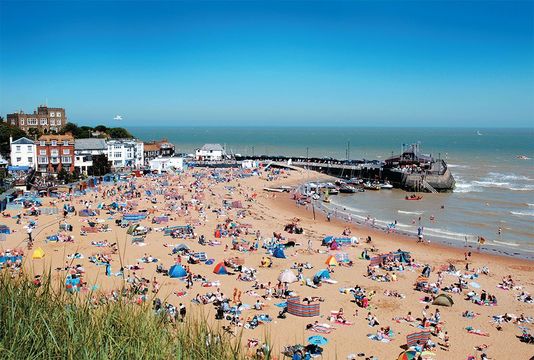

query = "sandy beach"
[1,167,533,360]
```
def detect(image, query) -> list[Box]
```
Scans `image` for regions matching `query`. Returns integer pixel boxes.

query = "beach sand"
[2,168,533,360]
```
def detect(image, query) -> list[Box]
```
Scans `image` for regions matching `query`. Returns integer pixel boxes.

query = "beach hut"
[213,262,229,275]
[169,264,187,278]
[273,247,286,259]
[432,294,454,307]
[325,255,338,266]
[32,247,45,259]
[278,269,298,284]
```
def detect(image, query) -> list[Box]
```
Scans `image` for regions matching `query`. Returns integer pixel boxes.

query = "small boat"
[405,194,423,200]
[263,187,284,193]
[380,181,393,189]
[516,155,530,160]
[363,182,380,191]
[339,185,357,193]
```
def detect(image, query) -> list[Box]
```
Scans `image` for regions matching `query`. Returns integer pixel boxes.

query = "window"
[40,141,45,146]
[51,149,59,156]
[21,119,25,125]
[51,140,57,146]
[38,156,48,164]
[56,120,61,125]
[50,112,55,117]
[50,120,55,126]
[40,118,47,125]
[114,152,121,158]
[40,150,46,155]
[63,149,70,155]
[16,157,21,162]
[63,141,68,146]
[15,146,21,152]
[27,145,32,151]
[56,112,62,117]
[28,157,33,163]
[62,156,71,163]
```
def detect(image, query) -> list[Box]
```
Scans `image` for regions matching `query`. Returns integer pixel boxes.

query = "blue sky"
[0,1,533,127]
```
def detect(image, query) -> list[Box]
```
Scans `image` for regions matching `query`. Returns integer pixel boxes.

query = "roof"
[75,138,107,151]
[144,143,160,152]
[38,134,74,142]
[200,143,224,152]
[11,137,35,145]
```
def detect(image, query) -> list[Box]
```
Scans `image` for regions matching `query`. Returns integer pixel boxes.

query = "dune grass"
[0,272,253,360]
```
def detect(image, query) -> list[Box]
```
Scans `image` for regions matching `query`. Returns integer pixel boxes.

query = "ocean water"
[131,127,534,250]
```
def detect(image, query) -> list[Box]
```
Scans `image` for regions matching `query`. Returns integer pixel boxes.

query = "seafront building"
[9,137,37,170]
[6,105,66,134]
[106,139,144,169]
[195,143,227,161]
[148,156,184,173]
[74,138,108,175]
[36,134,75,175]
[143,139,175,165]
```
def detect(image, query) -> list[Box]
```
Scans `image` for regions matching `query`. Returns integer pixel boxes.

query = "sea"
[131,126,534,255]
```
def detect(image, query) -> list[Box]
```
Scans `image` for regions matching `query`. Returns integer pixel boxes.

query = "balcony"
[50,157,60,164]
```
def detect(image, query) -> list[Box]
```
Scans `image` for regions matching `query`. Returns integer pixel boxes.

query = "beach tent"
[32,247,45,259]
[325,255,338,266]
[432,294,454,307]
[273,247,286,259]
[213,262,229,275]
[314,269,331,280]
[169,264,187,278]
[322,236,334,245]
[278,269,298,283]
[0,225,11,234]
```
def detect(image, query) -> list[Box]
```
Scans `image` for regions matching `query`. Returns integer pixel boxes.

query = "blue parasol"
[307,335,328,345]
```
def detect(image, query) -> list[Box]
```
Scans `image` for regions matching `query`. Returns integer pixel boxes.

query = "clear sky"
[0,1,533,127]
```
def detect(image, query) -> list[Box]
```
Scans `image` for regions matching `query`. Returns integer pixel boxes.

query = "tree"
[61,122,81,137]
[57,168,74,184]
[0,122,27,156]
[27,127,42,139]
[107,127,133,139]
[90,154,111,176]
[94,125,108,132]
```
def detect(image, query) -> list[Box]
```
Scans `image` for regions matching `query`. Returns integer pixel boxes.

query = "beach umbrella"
[397,351,418,360]
[307,335,328,345]
[420,351,436,359]
[325,255,338,266]
[278,269,298,283]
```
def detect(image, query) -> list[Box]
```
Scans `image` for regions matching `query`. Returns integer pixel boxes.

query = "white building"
[9,137,36,169]
[74,138,108,174]
[106,139,144,169]
[149,156,184,173]
[195,143,226,161]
